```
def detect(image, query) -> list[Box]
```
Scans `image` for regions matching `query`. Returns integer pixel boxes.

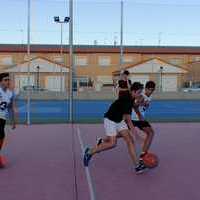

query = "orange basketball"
[142,152,159,168]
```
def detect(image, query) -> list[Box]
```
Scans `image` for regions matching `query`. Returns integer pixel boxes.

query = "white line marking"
[77,126,97,200]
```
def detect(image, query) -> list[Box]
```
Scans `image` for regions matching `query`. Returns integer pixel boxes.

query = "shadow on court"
[0,123,200,200]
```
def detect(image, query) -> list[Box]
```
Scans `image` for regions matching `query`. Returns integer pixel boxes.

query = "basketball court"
[0,123,199,200]
[1,1,200,200]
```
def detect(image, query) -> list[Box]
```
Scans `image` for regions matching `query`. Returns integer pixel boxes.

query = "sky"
[1,0,200,46]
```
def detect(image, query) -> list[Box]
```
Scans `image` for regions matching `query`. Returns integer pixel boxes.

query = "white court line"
[77,126,97,200]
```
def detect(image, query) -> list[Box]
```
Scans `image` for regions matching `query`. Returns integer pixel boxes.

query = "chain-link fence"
[1,1,200,123]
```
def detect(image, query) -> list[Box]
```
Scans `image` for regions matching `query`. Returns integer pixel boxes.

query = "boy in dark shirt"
[84,82,148,174]
[118,70,132,98]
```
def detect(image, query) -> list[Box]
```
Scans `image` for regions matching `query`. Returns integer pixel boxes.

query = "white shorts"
[104,118,129,137]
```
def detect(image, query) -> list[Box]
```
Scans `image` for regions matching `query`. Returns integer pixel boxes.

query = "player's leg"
[96,136,108,146]
[140,125,154,155]
[117,121,148,174]
[0,119,6,151]
[118,130,137,165]
[84,118,118,166]
[91,136,117,154]
[0,119,6,167]
[84,136,117,167]
[131,120,154,154]
[96,134,123,146]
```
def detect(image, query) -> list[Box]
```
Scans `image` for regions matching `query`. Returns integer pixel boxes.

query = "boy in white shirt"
[131,81,156,158]
[0,73,17,164]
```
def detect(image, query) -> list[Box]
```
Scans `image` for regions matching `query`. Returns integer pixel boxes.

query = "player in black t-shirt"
[84,82,148,174]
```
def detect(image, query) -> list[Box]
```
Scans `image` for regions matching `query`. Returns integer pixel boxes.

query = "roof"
[15,56,69,68]
[6,56,69,73]
[2,44,200,54]
[112,57,189,75]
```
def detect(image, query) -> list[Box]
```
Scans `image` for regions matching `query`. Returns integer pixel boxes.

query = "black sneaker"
[83,147,92,167]
[96,138,103,146]
[135,160,148,174]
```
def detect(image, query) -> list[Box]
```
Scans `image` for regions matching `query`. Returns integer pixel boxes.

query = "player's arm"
[127,79,131,89]
[123,100,136,134]
[133,106,144,121]
[144,101,150,109]
[113,81,118,96]
[124,114,136,134]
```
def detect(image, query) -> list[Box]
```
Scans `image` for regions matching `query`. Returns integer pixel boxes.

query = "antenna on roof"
[114,35,117,46]
[158,32,162,46]
[94,40,98,45]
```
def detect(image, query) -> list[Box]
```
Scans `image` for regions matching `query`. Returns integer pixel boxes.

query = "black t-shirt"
[118,79,132,98]
[118,79,132,89]
[104,96,133,123]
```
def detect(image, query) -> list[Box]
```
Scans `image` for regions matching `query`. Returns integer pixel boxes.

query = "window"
[98,56,111,66]
[193,56,200,62]
[183,82,190,88]
[53,56,64,64]
[0,56,13,65]
[169,58,183,65]
[123,56,133,63]
[75,56,88,66]
[97,76,113,85]
[77,76,91,87]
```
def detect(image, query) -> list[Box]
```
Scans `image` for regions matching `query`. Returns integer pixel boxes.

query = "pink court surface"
[0,123,200,200]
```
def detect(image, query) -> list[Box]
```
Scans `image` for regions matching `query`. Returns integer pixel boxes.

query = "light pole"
[120,0,124,71]
[54,16,70,92]
[160,66,164,92]
[27,0,31,125]
[36,65,40,90]
[69,0,74,123]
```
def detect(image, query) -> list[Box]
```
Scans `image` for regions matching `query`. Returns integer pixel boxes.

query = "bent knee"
[122,133,134,143]
[107,137,117,147]
[145,129,154,136]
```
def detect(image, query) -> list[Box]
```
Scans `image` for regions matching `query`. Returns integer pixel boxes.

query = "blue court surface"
[16,99,200,123]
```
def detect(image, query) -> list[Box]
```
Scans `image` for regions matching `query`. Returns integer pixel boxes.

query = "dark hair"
[130,82,144,91]
[0,73,9,82]
[145,81,156,89]
[123,70,130,76]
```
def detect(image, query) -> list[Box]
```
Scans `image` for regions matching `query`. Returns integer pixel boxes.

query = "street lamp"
[54,16,70,55]
[54,16,70,92]
[160,66,164,92]
[36,65,40,90]
[120,0,124,70]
